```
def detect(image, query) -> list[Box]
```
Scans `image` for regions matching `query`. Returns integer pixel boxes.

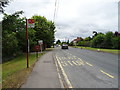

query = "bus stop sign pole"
[26,19,29,68]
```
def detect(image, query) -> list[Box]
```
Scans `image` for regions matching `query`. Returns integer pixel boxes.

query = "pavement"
[21,51,61,88]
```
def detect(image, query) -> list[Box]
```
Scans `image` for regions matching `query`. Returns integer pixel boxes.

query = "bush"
[112,36,120,49]
[91,34,105,48]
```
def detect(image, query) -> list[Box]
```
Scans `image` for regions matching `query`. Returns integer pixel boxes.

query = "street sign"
[38,40,43,53]
[35,45,40,51]
[38,40,43,45]
[27,19,35,28]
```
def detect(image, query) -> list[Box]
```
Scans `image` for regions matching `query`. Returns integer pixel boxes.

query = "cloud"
[0,0,119,42]
[55,0,118,41]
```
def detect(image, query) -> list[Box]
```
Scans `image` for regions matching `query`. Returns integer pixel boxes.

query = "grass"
[2,52,45,88]
[72,46,120,54]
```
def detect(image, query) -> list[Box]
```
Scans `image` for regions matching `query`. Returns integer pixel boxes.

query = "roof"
[72,37,81,42]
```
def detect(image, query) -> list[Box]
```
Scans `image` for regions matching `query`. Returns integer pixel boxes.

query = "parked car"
[61,44,68,49]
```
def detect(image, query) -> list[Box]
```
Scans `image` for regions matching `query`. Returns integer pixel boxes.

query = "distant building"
[72,37,81,42]
[72,37,81,45]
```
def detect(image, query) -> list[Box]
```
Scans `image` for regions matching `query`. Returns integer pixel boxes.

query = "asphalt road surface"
[54,46,119,88]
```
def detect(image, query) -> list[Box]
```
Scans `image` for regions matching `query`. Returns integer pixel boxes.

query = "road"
[54,46,119,88]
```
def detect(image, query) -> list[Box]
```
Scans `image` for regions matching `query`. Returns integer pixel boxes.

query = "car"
[61,44,68,49]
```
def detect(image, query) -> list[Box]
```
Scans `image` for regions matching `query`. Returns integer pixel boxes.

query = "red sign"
[27,19,35,28]
[28,19,35,24]
[35,45,40,51]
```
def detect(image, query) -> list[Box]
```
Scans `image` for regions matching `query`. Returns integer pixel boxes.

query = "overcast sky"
[0,0,119,42]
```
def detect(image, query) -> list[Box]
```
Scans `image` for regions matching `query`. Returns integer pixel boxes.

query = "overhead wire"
[53,0,57,22]
[55,0,59,21]
[53,0,59,23]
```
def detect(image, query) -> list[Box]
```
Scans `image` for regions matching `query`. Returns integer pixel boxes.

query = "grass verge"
[2,52,45,88]
[72,46,120,54]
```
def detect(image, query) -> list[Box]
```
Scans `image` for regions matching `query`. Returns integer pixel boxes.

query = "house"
[72,37,81,45]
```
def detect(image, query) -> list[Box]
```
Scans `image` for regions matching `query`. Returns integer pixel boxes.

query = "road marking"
[73,57,76,59]
[76,61,81,65]
[77,60,85,65]
[76,61,82,65]
[80,60,84,65]
[64,61,68,66]
[54,55,64,88]
[61,57,65,60]
[58,58,61,61]
[68,57,71,59]
[86,62,93,67]
[63,57,66,59]
[72,61,78,65]
[68,61,73,66]
[61,61,68,66]
[78,58,83,61]
[60,62,66,66]
[56,56,73,88]
[73,56,76,58]
[100,70,114,78]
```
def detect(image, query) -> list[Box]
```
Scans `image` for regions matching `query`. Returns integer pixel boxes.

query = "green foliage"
[103,32,114,49]
[56,40,61,44]
[69,42,74,46]
[67,40,69,44]
[2,11,25,61]
[2,12,55,62]
[112,36,120,49]
[91,34,105,48]
[78,41,90,47]
[32,15,55,48]
[84,36,92,41]
[72,31,120,50]
[90,31,120,49]
[2,31,18,59]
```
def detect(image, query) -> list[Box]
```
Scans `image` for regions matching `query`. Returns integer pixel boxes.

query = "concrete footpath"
[21,51,61,88]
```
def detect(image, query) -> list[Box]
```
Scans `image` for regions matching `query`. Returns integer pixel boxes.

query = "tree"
[92,31,98,38]
[112,31,120,49]
[0,0,10,13]
[84,36,92,41]
[32,15,55,48]
[56,40,61,44]
[2,12,56,62]
[67,39,69,44]
[114,31,120,36]
[2,31,18,61]
[112,36,120,49]
[104,32,114,49]
[91,34,105,48]
[2,11,26,61]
